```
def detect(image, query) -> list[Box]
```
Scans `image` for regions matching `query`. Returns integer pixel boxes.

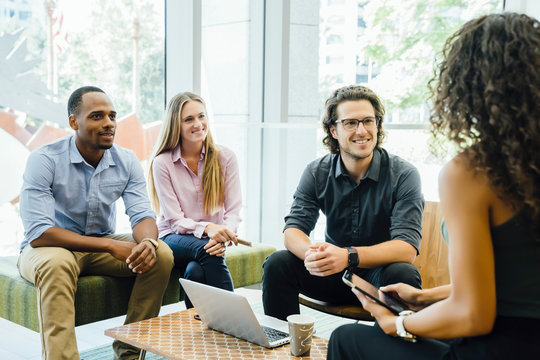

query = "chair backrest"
[413,201,450,289]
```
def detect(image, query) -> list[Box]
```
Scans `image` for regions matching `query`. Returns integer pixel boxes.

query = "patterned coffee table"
[105,308,328,359]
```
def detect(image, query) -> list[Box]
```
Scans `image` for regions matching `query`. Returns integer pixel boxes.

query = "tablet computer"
[342,270,412,315]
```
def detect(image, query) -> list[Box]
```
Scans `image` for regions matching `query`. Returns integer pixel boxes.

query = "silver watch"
[395,310,417,342]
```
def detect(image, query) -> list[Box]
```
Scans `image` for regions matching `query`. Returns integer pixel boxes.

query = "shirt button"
[89,212,93,215]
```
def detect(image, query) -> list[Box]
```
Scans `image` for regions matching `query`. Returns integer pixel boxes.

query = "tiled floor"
[0,287,263,359]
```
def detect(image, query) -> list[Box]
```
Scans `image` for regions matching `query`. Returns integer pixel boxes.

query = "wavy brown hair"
[322,85,386,154]
[430,13,540,238]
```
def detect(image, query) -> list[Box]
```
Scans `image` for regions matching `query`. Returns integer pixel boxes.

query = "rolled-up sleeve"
[20,152,57,244]
[389,166,424,252]
[123,152,156,228]
[284,165,320,235]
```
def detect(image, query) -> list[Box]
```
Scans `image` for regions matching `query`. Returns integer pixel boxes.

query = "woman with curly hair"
[148,92,241,308]
[327,13,540,359]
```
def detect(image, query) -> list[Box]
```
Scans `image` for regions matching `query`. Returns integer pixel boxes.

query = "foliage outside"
[318,0,501,165]
[359,0,501,114]
[1,0,164,125]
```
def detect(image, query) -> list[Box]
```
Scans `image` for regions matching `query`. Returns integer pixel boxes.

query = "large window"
[0,0,164,254]
[1,0,507,255]
[319,0,502,198]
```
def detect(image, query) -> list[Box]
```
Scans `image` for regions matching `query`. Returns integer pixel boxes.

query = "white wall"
[505,0,540,18]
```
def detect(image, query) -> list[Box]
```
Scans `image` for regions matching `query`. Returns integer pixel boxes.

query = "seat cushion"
[0,256,181,332]
[224,243,276,288]
[0,243,275,332]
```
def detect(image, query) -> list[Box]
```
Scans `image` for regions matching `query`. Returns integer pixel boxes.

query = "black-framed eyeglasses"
[334,116,381,131]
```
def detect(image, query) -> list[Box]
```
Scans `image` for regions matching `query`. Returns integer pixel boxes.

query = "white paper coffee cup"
[287,314,315,357]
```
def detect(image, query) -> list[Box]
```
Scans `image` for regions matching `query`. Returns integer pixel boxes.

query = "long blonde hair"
[148,92,224,216]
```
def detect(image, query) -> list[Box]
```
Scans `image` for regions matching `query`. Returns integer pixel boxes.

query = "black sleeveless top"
[491,210,540,318]
[442,210,540,319]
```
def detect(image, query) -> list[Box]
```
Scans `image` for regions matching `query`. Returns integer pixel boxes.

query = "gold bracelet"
[142,238,159,250]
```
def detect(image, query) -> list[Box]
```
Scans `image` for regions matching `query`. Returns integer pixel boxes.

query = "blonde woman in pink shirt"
[148,92,241,308]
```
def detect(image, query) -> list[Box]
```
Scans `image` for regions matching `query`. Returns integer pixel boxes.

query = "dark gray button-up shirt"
[284,148,424,252]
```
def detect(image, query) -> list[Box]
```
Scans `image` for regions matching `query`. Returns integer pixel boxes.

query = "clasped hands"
[203,223,238,257]
[111,240,157,274]
[303,242,349,277]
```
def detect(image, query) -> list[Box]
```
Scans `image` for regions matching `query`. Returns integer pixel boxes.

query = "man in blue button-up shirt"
[262,85,424,321]
[18,86,174,360]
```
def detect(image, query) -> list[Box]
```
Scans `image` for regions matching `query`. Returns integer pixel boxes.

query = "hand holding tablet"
[342,270,412,315]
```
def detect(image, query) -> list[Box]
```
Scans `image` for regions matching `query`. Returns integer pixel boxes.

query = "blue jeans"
[162,233,233,308]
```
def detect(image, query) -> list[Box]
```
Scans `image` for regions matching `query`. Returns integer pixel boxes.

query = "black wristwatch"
[346,247,359,268]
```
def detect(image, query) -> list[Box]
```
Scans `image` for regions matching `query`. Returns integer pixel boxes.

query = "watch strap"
[346,247,359,268]
[396,310,417,342]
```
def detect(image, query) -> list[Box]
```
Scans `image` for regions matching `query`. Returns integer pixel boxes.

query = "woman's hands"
[203,223,238,256]
[203,238,228,257]
[353,288,398,336]
[352,282,427,336]
[380,283,426,311]
[204,223,238,245]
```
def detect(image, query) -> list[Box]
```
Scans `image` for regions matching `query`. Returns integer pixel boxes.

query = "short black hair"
[67,86,106,116]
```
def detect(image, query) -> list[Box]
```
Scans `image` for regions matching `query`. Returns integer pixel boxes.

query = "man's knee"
[22,247,79,285]
[380,262,422,289]
[262,250,300,283]
[152,242,174,275]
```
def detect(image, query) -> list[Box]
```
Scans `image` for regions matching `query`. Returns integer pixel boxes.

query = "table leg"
[138,349,146,360]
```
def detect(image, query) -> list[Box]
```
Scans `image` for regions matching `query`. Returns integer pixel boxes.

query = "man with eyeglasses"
[262,85,424,321]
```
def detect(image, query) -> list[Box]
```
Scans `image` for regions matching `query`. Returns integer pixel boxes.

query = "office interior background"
[0,0,538,254]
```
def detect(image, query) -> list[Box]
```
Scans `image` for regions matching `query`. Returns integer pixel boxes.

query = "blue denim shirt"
[19,135,155,250]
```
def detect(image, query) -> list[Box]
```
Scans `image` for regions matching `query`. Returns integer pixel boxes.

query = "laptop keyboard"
[261,326,289,342]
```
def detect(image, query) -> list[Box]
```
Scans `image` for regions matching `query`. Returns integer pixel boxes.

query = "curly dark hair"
[430,12,540,238]
[322,85,386,154]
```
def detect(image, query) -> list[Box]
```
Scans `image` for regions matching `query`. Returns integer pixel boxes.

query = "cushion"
[0,243,275,332]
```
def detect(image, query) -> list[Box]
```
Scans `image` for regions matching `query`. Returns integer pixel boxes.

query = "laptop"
[179,278,291,348]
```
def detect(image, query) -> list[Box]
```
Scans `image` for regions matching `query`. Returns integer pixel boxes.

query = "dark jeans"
[262,249,421,321]
[163,233,233,308]
[327,316,540,359]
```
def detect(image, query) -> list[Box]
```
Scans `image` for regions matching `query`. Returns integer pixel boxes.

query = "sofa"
[0,243,276,332]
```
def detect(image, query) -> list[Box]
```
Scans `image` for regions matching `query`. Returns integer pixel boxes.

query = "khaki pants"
[18,234,174,360]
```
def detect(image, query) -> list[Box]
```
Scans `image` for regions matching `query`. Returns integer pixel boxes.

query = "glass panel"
[0,0,165,254]
[200,0,250,236]
[318,0,503,204]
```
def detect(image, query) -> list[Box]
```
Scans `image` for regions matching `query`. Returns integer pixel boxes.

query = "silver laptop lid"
[179,278,289,348]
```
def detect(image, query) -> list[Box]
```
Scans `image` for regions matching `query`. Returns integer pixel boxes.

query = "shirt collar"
[334,148,381,182]
[365,149,381,182]
[172,144,206,163]
[68,135,115,168]
[335,154,346,178]
[69,135,84,164]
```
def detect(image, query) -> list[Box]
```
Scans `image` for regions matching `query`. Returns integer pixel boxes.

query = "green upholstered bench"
[0,243,275,332]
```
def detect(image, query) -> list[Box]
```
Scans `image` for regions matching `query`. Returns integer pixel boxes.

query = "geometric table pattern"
[105,308,328,359]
